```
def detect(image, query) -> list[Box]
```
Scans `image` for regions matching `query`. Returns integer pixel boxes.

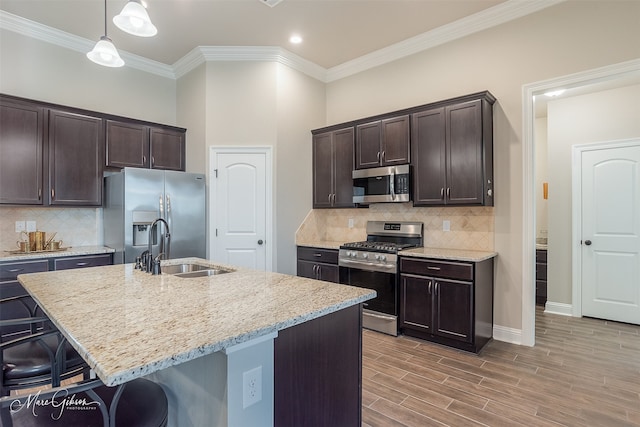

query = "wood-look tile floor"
[362,307,640,427]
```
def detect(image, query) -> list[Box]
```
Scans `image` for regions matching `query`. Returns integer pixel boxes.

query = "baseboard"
[492,324,522,345]
[544,301,573,316]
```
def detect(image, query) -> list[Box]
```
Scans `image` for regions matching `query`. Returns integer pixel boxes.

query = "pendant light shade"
[87,36,125,67]
[87,0,124,67]
[113,1,157,37]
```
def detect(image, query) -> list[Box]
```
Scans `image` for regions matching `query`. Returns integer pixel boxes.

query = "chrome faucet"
[147,218,171,274]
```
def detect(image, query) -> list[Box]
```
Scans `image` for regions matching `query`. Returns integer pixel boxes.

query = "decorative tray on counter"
[6,247,70,255]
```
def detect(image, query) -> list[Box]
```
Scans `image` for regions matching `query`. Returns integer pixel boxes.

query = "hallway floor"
[362,307,640,426]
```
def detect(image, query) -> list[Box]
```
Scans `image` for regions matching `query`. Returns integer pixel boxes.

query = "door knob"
[584,240,592,246]
[258,239,264,245]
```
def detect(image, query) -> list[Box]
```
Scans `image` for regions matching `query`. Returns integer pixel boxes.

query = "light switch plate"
[26,221,37,232]
[443,220,451,232]
[15,221,26,232]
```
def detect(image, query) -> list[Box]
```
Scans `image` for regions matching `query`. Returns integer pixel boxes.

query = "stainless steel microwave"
[353,164,410,204]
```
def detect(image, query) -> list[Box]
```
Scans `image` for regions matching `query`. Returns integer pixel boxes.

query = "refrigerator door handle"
[165,194,172,258]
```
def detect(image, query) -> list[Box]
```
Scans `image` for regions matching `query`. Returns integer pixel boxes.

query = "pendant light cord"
[103,0,108,37]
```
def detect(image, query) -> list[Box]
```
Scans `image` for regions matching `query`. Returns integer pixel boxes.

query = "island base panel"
[274,304,363,427]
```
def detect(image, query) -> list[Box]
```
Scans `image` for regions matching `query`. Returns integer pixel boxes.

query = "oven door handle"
[363,311,396,321]
[339,259,396,270]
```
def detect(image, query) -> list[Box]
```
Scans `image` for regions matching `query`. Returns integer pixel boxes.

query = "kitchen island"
[18,258,375,427]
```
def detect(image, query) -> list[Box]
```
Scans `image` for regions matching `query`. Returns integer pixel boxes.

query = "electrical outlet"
[348,218,354,229]
[15,221,26,233]
[443,220,451,232]
[242,366,262,409]
[26,221,37,232]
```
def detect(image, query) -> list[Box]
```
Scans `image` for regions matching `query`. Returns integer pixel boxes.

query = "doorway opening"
[521,59,640,346]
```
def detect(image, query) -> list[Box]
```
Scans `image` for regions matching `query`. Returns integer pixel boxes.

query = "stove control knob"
[374,254,381,261]
[380,255,387,262]
[362,253,369,259]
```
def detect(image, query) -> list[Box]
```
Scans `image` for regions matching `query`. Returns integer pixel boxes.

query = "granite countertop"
[398,247,497,262]
[296,240,497,262]
[296,240,344,250]
[1,245,115,262]
[18,257,375,387]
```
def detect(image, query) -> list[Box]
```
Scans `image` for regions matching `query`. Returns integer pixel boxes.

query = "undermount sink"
[162,263,232,278]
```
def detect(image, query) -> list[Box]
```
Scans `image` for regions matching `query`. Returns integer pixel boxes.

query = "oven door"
[339,265,398,336]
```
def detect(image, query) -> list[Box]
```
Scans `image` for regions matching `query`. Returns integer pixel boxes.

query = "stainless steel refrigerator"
[103,168,206,264]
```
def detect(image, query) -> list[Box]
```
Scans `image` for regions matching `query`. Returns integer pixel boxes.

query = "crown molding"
[0,10,175,79]
[173,46,327,81]
[326,0,566,82]
[2,0,565,83]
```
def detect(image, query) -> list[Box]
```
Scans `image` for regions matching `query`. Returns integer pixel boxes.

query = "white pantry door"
[580,141,640,324]
[210,148,272,271]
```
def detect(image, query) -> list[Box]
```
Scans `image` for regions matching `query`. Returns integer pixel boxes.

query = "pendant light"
[113,0,157,37]
[87,0,124,67]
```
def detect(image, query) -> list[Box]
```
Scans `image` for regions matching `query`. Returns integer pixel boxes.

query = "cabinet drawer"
[536,249,547,263]
[400,258,473,281]
[536,263,547,281]
[54,254,113,270]
[0,260,49,281]
[297,247,338,265]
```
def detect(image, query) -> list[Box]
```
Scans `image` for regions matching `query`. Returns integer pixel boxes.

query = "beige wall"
[0,30,176,124]
[177,64,207,174]
[546,84,640,305]
[324,1,640,330]
[535,117,548,240]
[1,0,639,333]
[178,61,326,274]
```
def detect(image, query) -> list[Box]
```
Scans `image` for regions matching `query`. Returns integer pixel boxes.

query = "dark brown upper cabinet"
[0,97,44,205]
[106,121,185,171]
[106,120,150,169]
[1,94,187,207]
[412,93,494,206]
[0,96,103,207]
[312,127,354,208]
[149,127,185,171]
[48,109,104,206]
[355,115,409,169]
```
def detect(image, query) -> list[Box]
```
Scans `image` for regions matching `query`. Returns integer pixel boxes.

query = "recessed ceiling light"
[544,89,566,97]
[290,35,303,44]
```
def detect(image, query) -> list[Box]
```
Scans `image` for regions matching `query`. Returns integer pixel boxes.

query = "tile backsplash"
[296,203,494,252]
[0,207,102,252]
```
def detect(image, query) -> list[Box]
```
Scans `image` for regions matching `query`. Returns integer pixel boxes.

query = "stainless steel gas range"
[338,221,423,336]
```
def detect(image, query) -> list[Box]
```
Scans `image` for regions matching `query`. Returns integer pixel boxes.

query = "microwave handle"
[390,167,396,200]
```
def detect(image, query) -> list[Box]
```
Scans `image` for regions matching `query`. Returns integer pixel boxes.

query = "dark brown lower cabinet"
[274,304,362,427]
[296,246,339,283]
[399,256,494,353]
[536,249,547,306]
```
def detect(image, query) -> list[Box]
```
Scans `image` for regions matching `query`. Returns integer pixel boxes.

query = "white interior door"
[579,141,640,324]
[210,148,272,271]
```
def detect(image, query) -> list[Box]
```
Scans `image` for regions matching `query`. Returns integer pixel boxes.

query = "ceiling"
[0,0,513,69]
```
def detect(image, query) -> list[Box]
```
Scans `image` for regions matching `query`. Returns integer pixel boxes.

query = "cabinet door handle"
[143,155,147,164]
[314,253,322,257]
[152,156,155,167]
[434,281,439,295]
[381,151,386,162]
[447,188,451,198]
[428,280,432,295]
[427,266,441,271]
[38,188,42,200]
[440,188,444,199]
[376,151,380,161]
[75,262,90,267]
[51,188,55,200]
[8,268,24,273]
